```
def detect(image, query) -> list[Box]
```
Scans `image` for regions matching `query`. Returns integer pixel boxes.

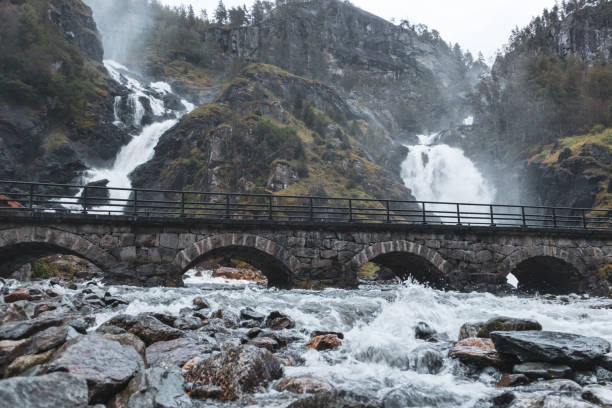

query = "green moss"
[358,262,380,278]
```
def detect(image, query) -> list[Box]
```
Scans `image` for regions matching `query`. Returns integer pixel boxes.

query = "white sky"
[161,0,557,61]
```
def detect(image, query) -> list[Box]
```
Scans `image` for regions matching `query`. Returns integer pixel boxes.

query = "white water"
[62,60,195,211]
[60,278,610,407]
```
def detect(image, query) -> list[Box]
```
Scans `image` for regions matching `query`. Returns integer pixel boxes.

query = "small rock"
[101,332,147,360]
[0,372,88,407]
[172,315,203,330]
[249,337,280,352]
[477,317,542,338]
[306,334,342,351]
[99,314,185,346]
[265,311,295,330]
[0,317,64,340]
[311,330,344,340]
[0,338,30,373]
[3,289,31,303]
[29,325,74,354]
[449,338,507,367]
[5,348,55,378]
[458,322,484,340]
[240,308,265,323]
[190,384,224,399]
[276,376,334,394]
[409,344,444,374]
[192,297,209,310]
[414,322,436,340]
[491,391,516,406]
[513,362,572,379]
[496,374,530,387]
[582,384,612,406]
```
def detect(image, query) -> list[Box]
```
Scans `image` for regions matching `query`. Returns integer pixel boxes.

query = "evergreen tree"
[215,0,227,25]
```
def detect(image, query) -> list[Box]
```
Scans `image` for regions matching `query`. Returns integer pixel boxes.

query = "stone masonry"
[0,214,610,294]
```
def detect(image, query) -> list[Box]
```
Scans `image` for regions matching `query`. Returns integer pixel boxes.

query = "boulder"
[172,315,203,331]
[29,325,75,354]
[306,334,343,351]
[276,376,334,394]
[3,289,32,303]
[0,317,63,340]
[582,384,612,406]
[0,372,89,408]
[101,333,147,360]
[192,297,209,310]
[265,311,295,330]
[107,367,192,408]
[46,334,144,404]
[248,337,281,352]
[490,331,611,365]
[240,308,265,323]
[145,337,213,368]
[518,379,583,393]
[476,317,542,338]
[99,314,185,346]
[449,338,507,368]
[383,384,463,407]
[513,362,572,379]
[190,384,224,400]
[0,338,30,373]
[409,344,444,374]
[414,322,436,341]
[184,344,283,401]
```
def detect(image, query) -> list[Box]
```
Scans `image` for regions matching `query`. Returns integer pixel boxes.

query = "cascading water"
[63,60,194,211]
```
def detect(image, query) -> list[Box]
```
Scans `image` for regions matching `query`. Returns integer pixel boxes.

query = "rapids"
[74,272,612,407]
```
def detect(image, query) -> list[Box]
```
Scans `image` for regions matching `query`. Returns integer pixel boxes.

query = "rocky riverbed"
[1,272,611,408]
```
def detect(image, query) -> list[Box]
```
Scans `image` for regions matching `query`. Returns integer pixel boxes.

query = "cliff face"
[0,0,129,183]
[131,63,415,204]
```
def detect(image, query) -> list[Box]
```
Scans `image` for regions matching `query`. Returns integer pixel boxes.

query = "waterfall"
[62,60,194,211]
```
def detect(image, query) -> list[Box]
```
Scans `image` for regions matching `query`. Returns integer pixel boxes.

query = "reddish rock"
[276,376,334,394]
[213,267,267,284]
[497,374,530,387]
[0,338,30,373]
[249,337,280,352]
[0,195,22,208]
[4,289,31,303]
[449,337,507,367]
[306,334,343,351]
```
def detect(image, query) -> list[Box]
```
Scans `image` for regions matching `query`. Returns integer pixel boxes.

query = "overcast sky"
[160,0,557,61]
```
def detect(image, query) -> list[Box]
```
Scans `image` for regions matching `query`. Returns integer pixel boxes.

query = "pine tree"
[215,0,227,25]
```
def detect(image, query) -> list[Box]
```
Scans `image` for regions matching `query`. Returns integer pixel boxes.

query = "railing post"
[28,184,35,212]
[309,197,314,222]
[422,202,427,224]
[456,203,461,225]
[82,186,88,215]
[552,208,557,228]
[489,205,495,226]
[132,189,138,216]
[348,199,353,222]
[386,200,391,223]
[268,195,273,221]
[180,192,185,217]
[225,194,230,219]
[521,206,527,227]
[582,209,587,229]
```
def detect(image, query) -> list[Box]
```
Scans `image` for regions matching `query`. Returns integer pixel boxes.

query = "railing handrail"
[0,180,610,231]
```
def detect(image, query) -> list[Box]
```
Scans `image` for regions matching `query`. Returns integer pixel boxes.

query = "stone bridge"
[0,213,611,295]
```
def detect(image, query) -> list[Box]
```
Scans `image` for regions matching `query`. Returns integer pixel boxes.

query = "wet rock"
[491,391,515,407]
[101,333,146,360]
[276,376,335,394]
[311,331,344,340]
[490,331,611,365]
[496,374,530,387]
[0,302,29,322]
[190,384,224,400]
[46,334,144,404]
[107,367,192,408]
[513,362,572,379]
[459,322,484,340]
[172,315,203,331]
[0,372,89,407]
[0,338,30,373]
[409,344,444,374]
[66,315,95,334]
[3,289,32,303]
[192,297,209,310]
[5,348,55,377]
[29,325,75,355]
[523,394,599,408]
[100,314,185,346]
[449,338,507,367]
[414,322,436,341]
[249,337,280,352]
[518,379,583,393]
[0,316,63,340]
[183,344,283,401]
[265,311,295,330]
[306,334,343,351]
[477,317,542,338]
[240,308,265,323]
[582,384,612,406]
[146,337,213,368]
[286,390,381,408]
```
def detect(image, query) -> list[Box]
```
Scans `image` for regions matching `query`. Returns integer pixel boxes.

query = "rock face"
[183,344,283,401]
[490,331,611,366]
[46,334,144,403]
[0,372,89,408]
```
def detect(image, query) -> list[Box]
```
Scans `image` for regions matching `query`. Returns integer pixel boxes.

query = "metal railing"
[0,180,610,230]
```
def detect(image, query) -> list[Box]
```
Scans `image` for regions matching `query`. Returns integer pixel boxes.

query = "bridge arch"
[349,240,451,288]
[499,246,584,294]
[174,233,300,288]
[0,227,119,278]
